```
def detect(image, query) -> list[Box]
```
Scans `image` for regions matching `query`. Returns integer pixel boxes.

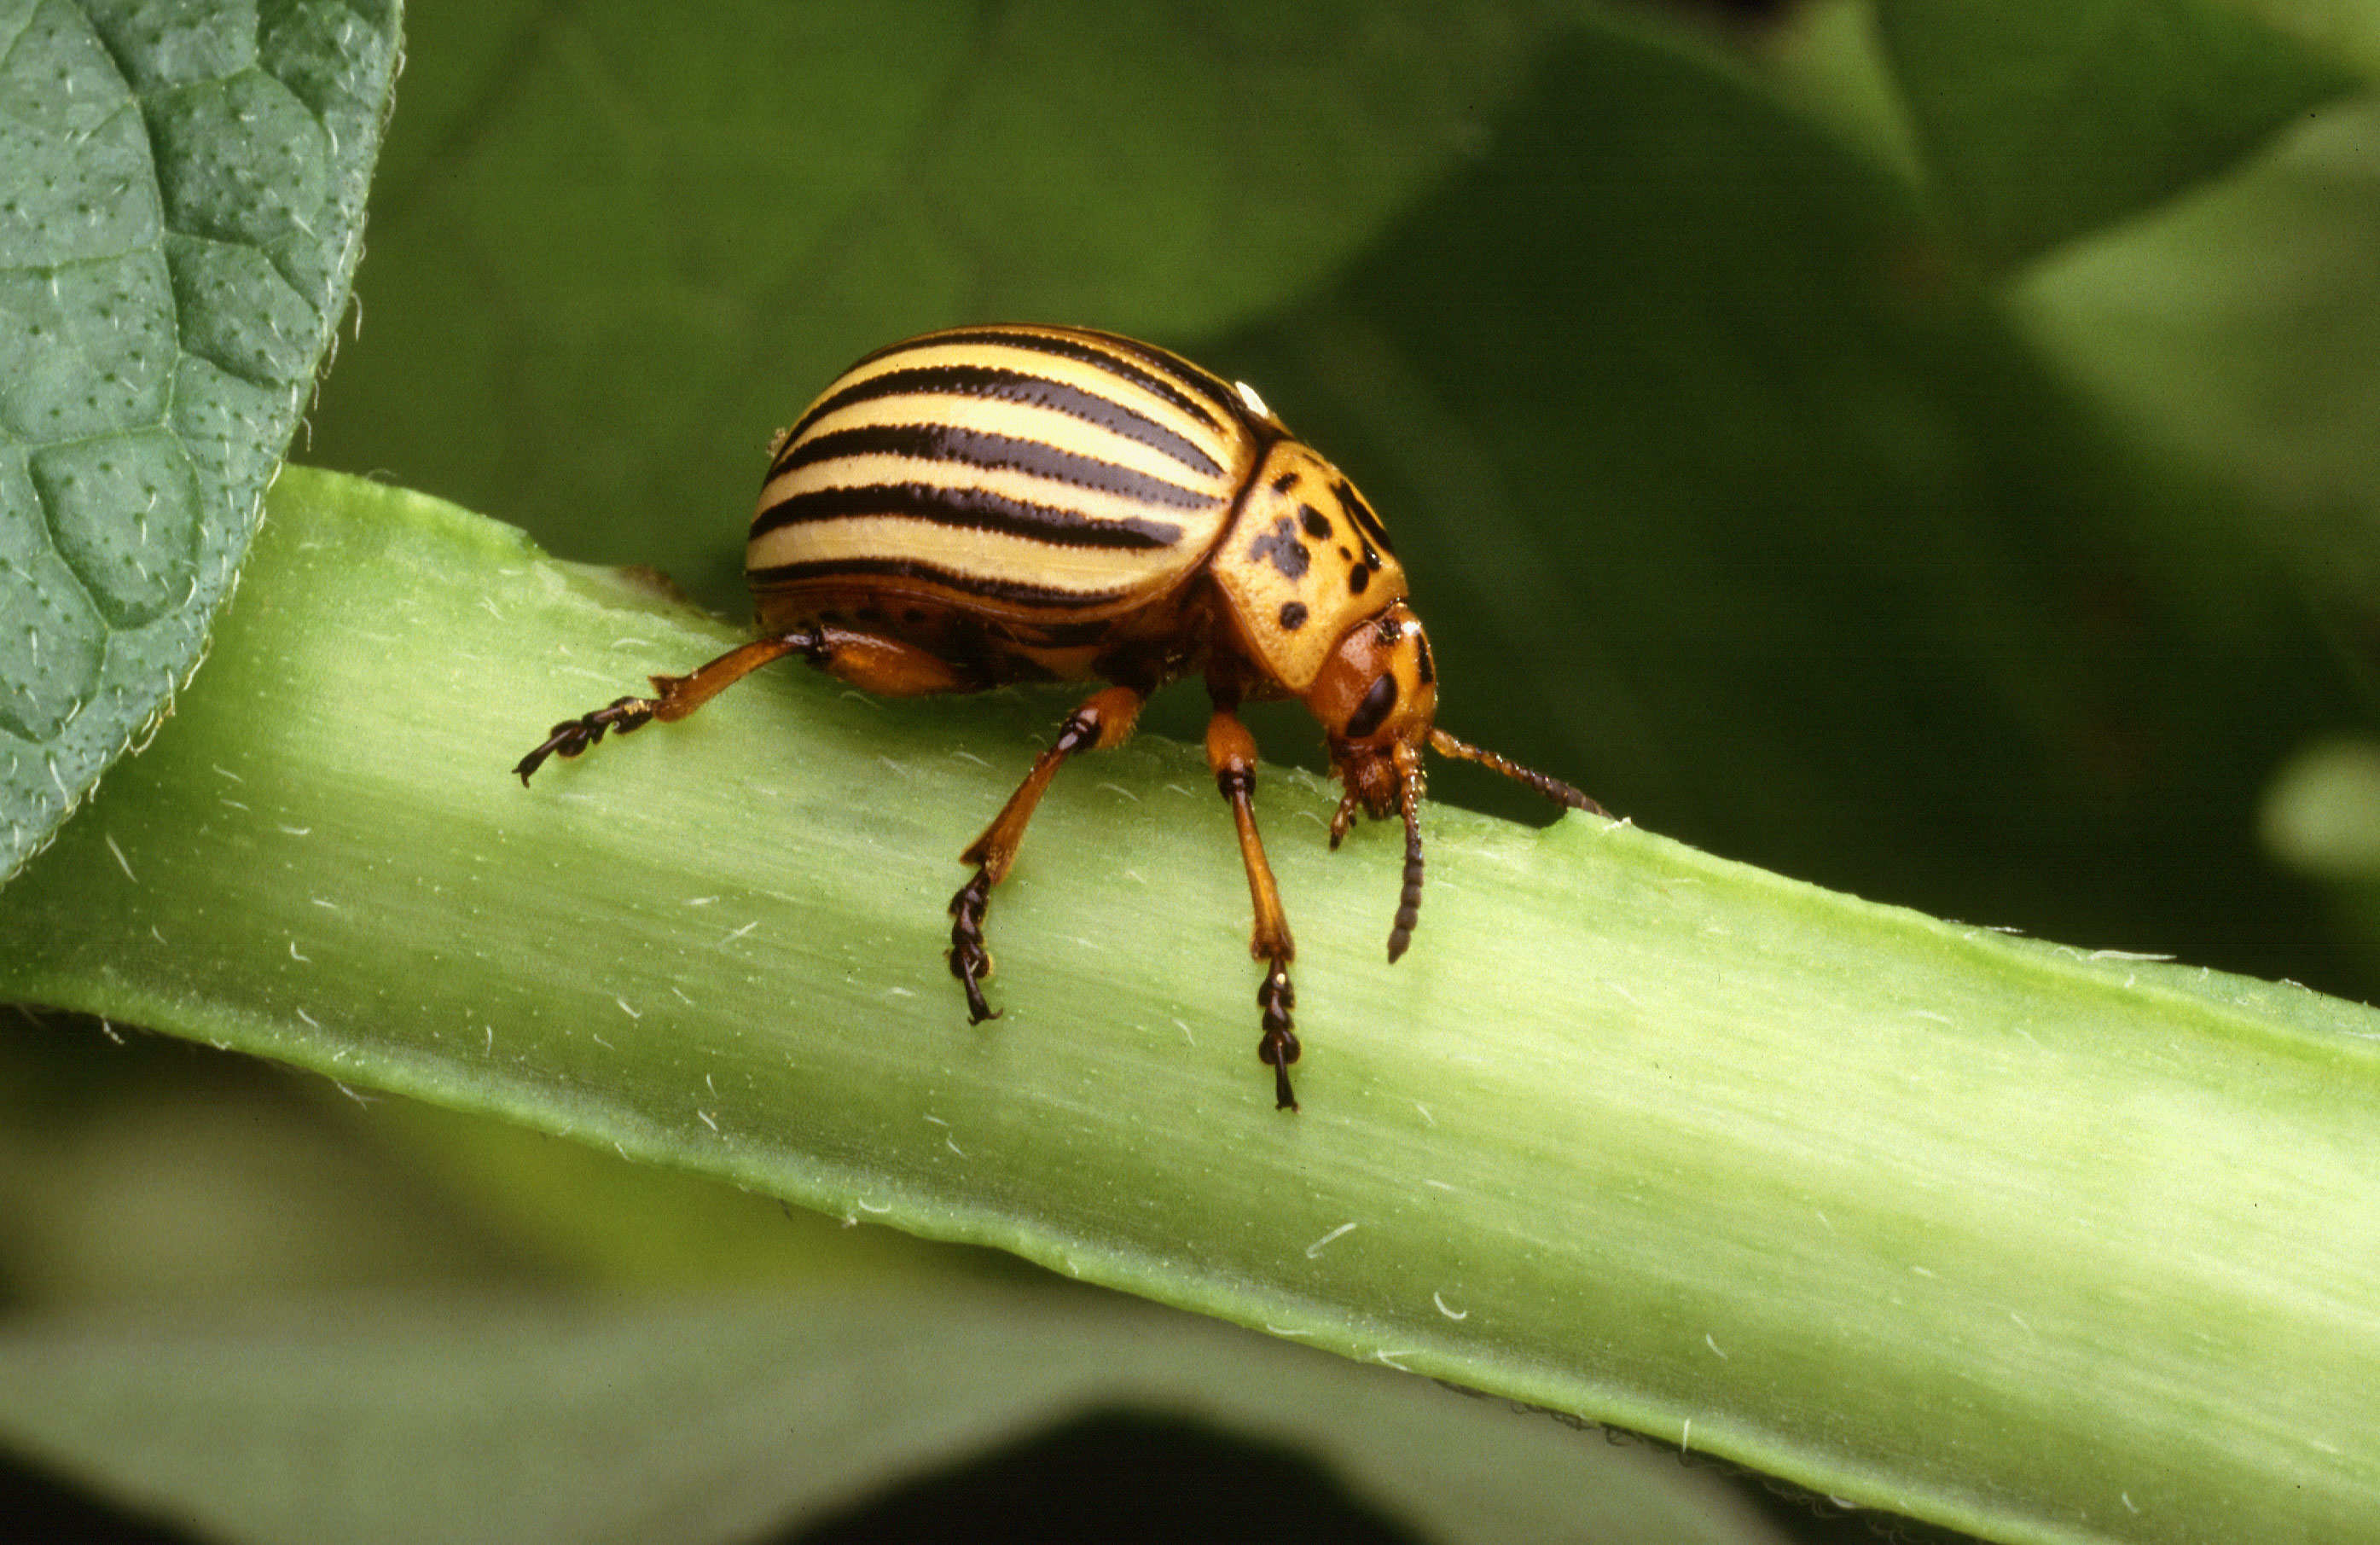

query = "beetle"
[514,324,1604,1110]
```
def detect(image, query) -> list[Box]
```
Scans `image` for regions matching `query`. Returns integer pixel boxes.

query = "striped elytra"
[516,324,1606,1112]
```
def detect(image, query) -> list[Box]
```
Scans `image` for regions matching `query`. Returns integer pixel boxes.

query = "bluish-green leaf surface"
[0,0,399,879]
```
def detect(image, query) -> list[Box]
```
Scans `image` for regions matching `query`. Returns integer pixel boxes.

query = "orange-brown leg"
[515,624,972,783]
[947,684,1146,1024]
[1206,702,1301,1111]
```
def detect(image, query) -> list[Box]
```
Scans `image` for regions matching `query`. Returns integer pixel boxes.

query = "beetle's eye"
[1345,673,1398,740]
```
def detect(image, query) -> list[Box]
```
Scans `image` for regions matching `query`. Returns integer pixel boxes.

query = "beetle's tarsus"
[948,868,1000,1023]
[513,696,656,784]
[1257,960,1299,1111]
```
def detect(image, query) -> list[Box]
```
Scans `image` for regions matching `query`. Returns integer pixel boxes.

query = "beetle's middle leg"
[949,684,1146,1024]
[1205,697,1301,1111]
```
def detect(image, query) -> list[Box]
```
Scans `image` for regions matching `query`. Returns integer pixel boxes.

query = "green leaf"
[0,0,400,881]
[0,1045,1769,1542]
[2012,94,2380,591]
[0,1282,1785,1545]
[1873,0,2361,267]
[301,0,1541,604]
[7,466,2380,1543]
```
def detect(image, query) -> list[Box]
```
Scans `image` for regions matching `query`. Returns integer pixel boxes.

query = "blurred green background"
[9,1,2380,1540]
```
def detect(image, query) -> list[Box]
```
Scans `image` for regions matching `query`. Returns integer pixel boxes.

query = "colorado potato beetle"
[515,324,1604,1110]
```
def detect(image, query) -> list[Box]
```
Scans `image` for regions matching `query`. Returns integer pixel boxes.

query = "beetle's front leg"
[949,684,1146,1023]
[1205,699,1300,1111]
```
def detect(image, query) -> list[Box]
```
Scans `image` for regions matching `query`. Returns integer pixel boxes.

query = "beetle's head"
[1309,601,1438,821]
[1306,601,1437,961]
[1304,599,1606,965]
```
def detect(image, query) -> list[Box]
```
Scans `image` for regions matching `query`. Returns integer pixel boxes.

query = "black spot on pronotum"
[1279,601,1309,631]
[1248,515,1309,579]
[1298,503,1332,540]
[1333,475,1395,556]
[1414,630,1434,686]
[1348,564,1370,595]
[1346,673,1398,739]
[1270,470,1299,494]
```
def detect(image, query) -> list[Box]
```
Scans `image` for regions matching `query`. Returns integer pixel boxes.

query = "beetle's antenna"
[1426,729,1606,816]
[1387,775,1425,963]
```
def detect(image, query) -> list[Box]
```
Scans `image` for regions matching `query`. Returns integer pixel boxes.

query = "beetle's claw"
[514,697,655,784]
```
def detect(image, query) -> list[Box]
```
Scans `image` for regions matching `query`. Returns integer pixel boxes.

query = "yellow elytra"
[517,324,1605,1110]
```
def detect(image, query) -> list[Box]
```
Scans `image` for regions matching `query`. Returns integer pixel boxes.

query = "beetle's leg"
[1205,702,1300,1112]
[514,634,812,783]
[516,624,976,784]
[800,626,974,698]
[949,684,1146,1024]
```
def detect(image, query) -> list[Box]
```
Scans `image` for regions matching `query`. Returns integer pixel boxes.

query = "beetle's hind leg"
[1205,698,1300,1111]
[516,624,980,785]
[949,685,1146,1024]
[514,634,815,783]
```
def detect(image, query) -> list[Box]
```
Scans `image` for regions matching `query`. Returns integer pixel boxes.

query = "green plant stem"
[5,467,2378,1544]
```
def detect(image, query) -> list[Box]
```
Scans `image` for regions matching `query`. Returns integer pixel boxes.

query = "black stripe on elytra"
[749,557,1132,611]
[753,480,1184,549]
[781,366,1225,479]
[1332,476,1396,558]
[1077,329,1249,426]
[868,328,1229,437]
[783,422,1214,510]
